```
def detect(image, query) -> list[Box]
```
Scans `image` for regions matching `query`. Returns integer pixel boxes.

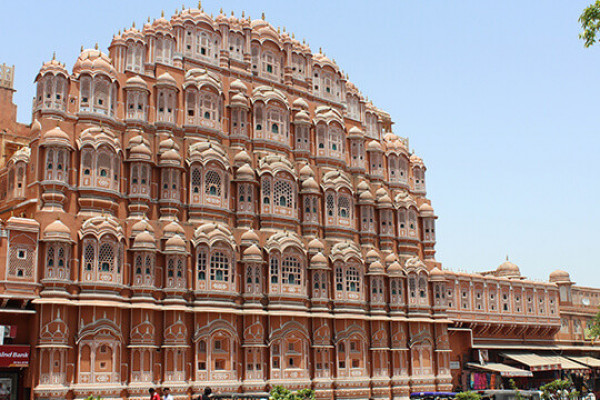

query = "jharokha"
[0,5,598,400]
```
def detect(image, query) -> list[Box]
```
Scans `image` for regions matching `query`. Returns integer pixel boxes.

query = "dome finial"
[319,47,322,54]
[292,32,295,39]
[52,51,56,61]
[231,10,234,16]
[242,10,245,18]
[198,1,202,10]
[219,7,223,14]
[261,12,265,20]
[94,42,99,50]
[80,45,84,52]
[161,10,164,17]
[506,254,509,261]
[147,16,150,22]
[132,21,136,28]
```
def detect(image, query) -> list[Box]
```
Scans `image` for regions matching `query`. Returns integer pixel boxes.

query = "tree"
[579,1,600,47]
[456,391,482,400]
[585,309,600,341]
[269,386,315,400]
[540,379,578,400]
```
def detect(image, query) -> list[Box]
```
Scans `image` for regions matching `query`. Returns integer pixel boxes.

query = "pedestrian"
[149,388,160,400]
[163,388,173,400]
[201,387,212,400]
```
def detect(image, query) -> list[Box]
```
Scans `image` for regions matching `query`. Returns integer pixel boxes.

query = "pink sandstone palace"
[0,5,598,400]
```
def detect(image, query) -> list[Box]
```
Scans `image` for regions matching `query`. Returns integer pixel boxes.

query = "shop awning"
[501,353,561,371]
[501,353,590,372]
[466,362,533,377]
[557,356,590,371]
[565,355,600,368]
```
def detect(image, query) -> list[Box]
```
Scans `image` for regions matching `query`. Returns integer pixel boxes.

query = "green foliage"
[456,391,482,400]
[579,1,600,47]
[509,378,524,400]
[586,310,600,340]
[540,379,578,400]
[84,396,102,400]
[270,386,315,400]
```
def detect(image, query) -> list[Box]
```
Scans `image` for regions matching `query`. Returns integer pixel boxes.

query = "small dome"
[130,142,152,160]
[243,244,263,262]
[156,72,178,89]
[419,202,434,216]
[366,249,380,262]
[367,140,383,152]
[377,194,392,207]
[133,230,156,251]
[37,57,69,80]
[368,260,385,274]
[348,126,364,138]
[311,252,328,267]
[293,110,311,124]
[125,75,149,91]
[31,119,42,135]
[165,234,187,253]
[132,218,154,236]
[308,238,325,251]
[43,218,72,241]
[549,270,571,283]
[160,149,181,164]
[241,229,259,245]
[299,164,315,178]
[301,177,319,191]
[357,180,370,191]
[163,221,184,238]
[41,126,71,147]
[229,79,248,93]
[387,261,403,276]
[230,92,250,108]
[233,150,252,165]
[385,252,398,263]
[236,163,255,180]
[359,190,374,202]
[496,259,520,278]
[73,48,117,78]
[292,97,309,110]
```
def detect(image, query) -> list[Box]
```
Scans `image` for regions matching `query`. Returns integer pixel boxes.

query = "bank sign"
[0,345,29,368]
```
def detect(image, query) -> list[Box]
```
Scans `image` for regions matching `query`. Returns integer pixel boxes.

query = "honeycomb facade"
[0,5,599,400]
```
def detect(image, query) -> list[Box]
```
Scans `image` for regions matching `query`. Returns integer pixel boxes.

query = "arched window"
[229,33,244,61]
[161,168,180,201]
[45,243,70,280]
[270,256,279,284]
[199,91,219,129]
[346,267,360,292]
[205,170,222,197]
[45,148,69,183]
[334,261,363,301]
[210,251,230,282]
[282,256,301,285]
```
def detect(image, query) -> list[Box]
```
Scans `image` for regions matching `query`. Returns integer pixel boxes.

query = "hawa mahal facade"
[0,5,599,400]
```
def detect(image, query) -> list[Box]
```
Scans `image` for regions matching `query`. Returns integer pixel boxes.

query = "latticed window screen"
[346,267,360,292]
[210,251,229,282]
[205,170,221,196]
[282,256,301,285]
[274,179,293,208]
[135,255,143,274]
[338,196,350,218]
[270,257,279,284]
[191,168,201,193]
[409,277,416,298]
[47,246,55,268]
[98,243,114,272]
[84,243,95,271]
[326,194,335,217]
[176,258,184,278]
[98,152,111,177]
[8,244,34,278]
[262,178,271,204]
[145,254,152,275]
[335,266,343,291]
[57,246,66,267]
[197,251,207,280]
[167,258,175,277]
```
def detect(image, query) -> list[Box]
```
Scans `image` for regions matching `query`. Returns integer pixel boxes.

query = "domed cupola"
[495,258,521,279]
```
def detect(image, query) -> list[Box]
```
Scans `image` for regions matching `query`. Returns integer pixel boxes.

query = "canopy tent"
[501,352,589,372]
[466,362,533,377]
[564,355,600,369]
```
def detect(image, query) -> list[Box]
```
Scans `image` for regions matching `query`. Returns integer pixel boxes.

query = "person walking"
[163,388,173,400]
[149,388,160,400]
[201,387,212,400]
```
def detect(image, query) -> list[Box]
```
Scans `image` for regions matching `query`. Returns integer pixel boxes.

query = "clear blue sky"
[1,1,598,287]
